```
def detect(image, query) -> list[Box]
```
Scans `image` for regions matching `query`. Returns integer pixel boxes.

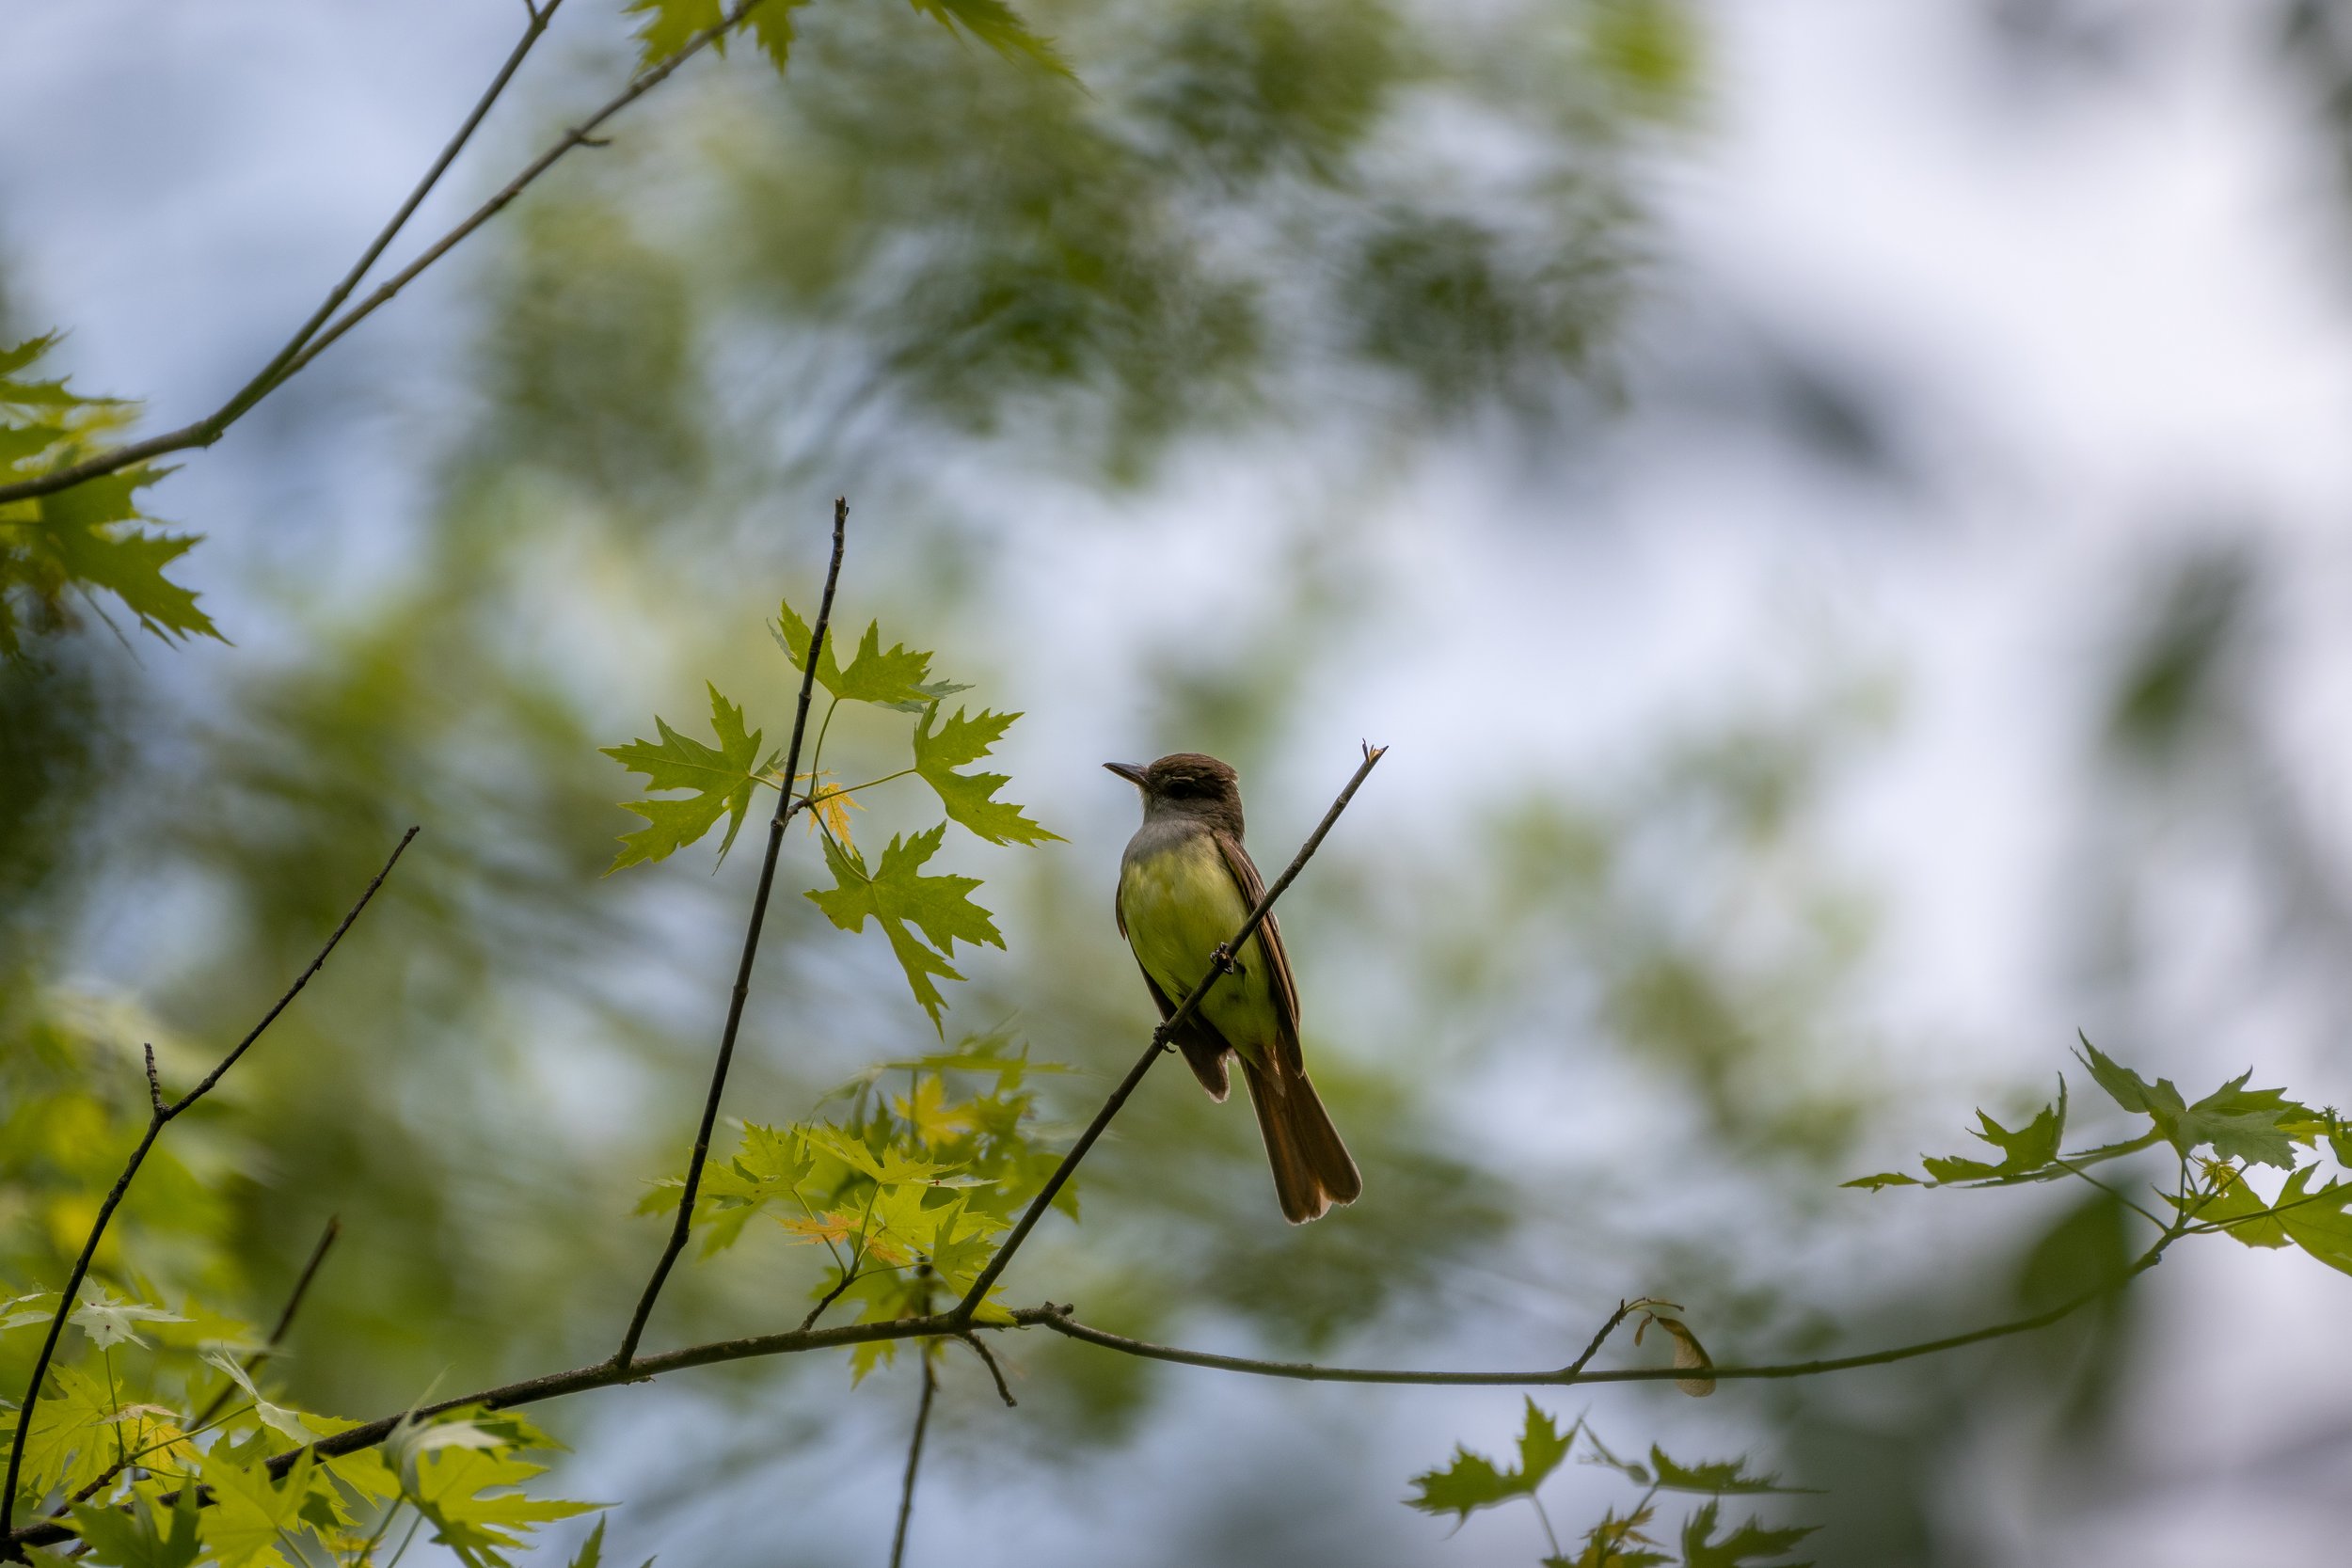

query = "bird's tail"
[1240,1055,1362,1224]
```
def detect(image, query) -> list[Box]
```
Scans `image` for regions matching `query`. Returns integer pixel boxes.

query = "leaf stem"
[2049,1160,2167,1231]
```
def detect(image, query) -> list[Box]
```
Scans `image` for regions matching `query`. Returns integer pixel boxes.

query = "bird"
[1105,752,1361,1223]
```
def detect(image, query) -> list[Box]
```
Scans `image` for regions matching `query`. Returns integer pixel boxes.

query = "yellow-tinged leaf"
[778,1210,863,1249]
[794,771,864,851]
[894,1075,975,1146]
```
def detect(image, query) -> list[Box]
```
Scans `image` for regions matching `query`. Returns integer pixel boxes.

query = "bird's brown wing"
[1213,829,1304,1079]
[1118,873,1234,1101]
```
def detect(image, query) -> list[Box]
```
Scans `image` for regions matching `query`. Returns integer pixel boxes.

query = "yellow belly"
[1119,834,1279,1067]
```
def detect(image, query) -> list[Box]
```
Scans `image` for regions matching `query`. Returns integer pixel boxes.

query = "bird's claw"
[1211,942,1242,976]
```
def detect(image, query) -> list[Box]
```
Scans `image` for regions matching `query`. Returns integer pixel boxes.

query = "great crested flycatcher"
[1106,752,1362,1224]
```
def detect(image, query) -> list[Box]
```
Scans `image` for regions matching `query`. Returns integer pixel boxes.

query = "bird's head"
[1104,752,1245,833]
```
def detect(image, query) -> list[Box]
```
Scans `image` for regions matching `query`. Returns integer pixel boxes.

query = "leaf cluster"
[0,338,219,658]
[4,1287,600,1567]
[1406,1401,1814,1568]
[604,596,1057,1028]
[623,0,1067,76]
[1844,1034,2352,1279]
[635,1033,1073,1379]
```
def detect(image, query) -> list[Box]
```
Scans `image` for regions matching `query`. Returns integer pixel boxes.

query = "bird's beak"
[1104,761,1150,787]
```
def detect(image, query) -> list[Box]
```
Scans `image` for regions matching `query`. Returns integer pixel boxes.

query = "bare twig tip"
[956,1331,1018,1407]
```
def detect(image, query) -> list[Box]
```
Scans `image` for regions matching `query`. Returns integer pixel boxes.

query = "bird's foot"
[1211,942,1243,976]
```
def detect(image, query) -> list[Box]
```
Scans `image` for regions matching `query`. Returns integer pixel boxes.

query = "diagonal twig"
[0,831,416,1546]
[614,498,848,1370]
[952,1331,1016,1409]
[948,742,1389,1323]
[191,1216,344,1430]
[0,0,768,508]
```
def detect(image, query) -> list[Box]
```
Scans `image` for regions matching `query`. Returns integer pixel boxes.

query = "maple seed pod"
[1634,1311,1716,1398]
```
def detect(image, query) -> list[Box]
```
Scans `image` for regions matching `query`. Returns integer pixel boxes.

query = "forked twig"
[1,832,416,1544]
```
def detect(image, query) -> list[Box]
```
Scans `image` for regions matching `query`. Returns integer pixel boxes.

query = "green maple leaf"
[2076,1037,2312,1170]
[1921,1087,2067,1185]
[1406,1448,1514,1521]
[199,1448,320,1568]
[69,1482,201,1568]
[2172,1073,2312,1170]
[2190,1164,2292,1249]
[1848,1083,2076,1191]
[1645,1448,1813,1496]
[18,1365,121,1501]
[1679,1500,1818,1568]
[39,516,218,643]
[624,0,813,71]
[2271,1167,2352,1276]
[688,1121,818,1253]
[1406,1401,1573,1521]
[914,705,1059,846]
[904,0,1073,75]
[602,683,765,872]
[806,823,1003,1029]
[71,1291,187,1351]
[623,0,720,61]
[1,337,217,653]
[407,1449,601,1568]
[775,599,971,713]
[742,0,814,71]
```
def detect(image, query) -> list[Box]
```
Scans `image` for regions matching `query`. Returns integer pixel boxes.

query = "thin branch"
[9,1222,2185,1557]
[1562,1299,1644,1379]
[2050,1158,2168,1231]
[1009,1234,2173,1385]
[272,0,774,393]
[171,831,420,1118]
[0,0,766,508]
[952,1331,1016,1409]
[215,3,566,431]
[798,1267,863,1334]
[615,499,849,1370]
[887,1349,939,1568]
[1,831,415,1547]
[949,742,1389,1322]
[192,1217,344,1429]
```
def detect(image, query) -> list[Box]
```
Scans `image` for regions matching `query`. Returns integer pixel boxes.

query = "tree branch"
[887,1348,939,1568]
[1009,1232,2174,1386]
[614,499,848,1370]
[8,1221,2184,1556]
[0,0,769,508]
[952,1331,1016,1409]
[1,831,415,1549]
[949,742,1389,1322]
